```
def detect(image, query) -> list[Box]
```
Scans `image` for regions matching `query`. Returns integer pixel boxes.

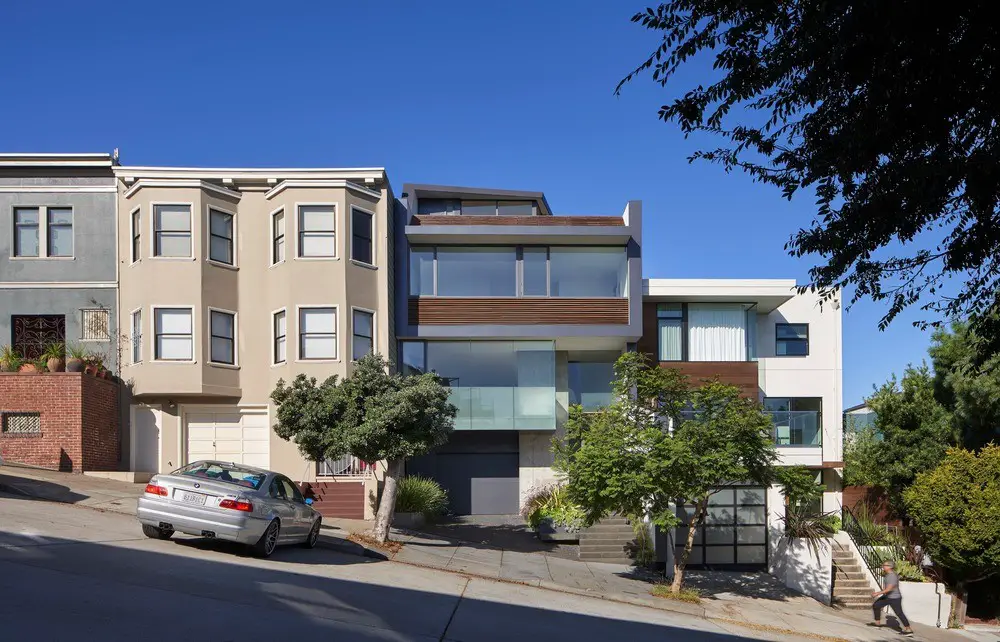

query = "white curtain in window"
[659,320,683,360]
[688,304,746,361]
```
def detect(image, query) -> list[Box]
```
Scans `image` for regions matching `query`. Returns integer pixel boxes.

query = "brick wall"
[0,373,119,472]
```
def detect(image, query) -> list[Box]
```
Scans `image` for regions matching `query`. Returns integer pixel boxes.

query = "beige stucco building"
[117,166,393,515]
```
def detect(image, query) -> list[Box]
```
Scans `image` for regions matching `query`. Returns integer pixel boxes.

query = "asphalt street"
[0,493,757,642]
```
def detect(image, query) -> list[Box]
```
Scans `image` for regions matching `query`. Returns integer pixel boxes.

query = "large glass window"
[568,352,618,411]
[154,308,193,361]
[209,209,234,265]
[549,247,627,297]
[461,200,498,216]
[420,341,556,430]
[765,398,822,446]
[522,247,548,296]
[299,307,337,360]
[400,341,426,376]
[657,304,683,361]
[409,247,435,295]
[437,247,516,296]
[153,205,192,257]
[13,207,39,257]
[47,207,73,257]
[497,201,534,216]
[298,205,335,258]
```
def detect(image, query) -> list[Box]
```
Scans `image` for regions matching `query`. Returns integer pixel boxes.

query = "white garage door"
[185,408,269,469]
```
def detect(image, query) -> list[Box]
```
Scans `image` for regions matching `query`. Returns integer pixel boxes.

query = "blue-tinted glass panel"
[549,247,626,297]
[437,247,516,296]
[409,248,435,295]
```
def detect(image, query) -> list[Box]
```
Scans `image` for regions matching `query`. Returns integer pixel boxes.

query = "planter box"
[393,512,426,529]
[536,517,579,542]
[898,581,951,628]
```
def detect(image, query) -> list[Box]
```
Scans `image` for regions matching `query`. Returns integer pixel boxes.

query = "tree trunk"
[371,458,404,543]
[950,583,968,628]
[671,498,707,595]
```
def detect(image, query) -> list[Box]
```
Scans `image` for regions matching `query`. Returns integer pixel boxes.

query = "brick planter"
[0,372,119,472]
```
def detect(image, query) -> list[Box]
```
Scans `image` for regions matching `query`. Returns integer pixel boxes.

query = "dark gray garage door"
[674,486,768,570]
[407,431,519,515]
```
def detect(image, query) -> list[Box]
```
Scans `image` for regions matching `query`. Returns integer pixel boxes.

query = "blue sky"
[0,0,939,404]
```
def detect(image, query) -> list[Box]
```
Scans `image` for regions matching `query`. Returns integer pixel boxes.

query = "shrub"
[780,505,836,538]
[824,515,842,533]
[520,483,585,532]
[394,476,448,519]
[895,560,927,582]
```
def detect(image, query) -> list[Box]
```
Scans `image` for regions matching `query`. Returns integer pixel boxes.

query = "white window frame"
[205,205,237,269]
[270,207,286,266]
[207,306,239,368]
[271,307,287,366]
[295,202,337,260]
[350,306,376,362]
[150,305,196,363]
[10,205,74,260]
[129,206,141,264]
[295,304,339,362]
[79,308,112,343]
[150,202,194,260]
[130,308,142,365]
[349,205,376,268]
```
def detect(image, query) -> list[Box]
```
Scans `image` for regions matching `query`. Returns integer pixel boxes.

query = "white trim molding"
[266,180,381,201]
[123,179,242,200]
[0,185,116,193]
[0,153,113,167]
[0,281,116,289]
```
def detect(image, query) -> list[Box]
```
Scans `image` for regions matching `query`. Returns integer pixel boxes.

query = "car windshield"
[172,462,266,490]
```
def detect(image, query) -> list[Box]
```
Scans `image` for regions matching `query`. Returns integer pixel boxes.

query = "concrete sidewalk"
[0,464,985,642]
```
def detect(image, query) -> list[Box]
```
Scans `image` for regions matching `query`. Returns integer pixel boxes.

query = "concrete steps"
[831,543,873,610]
[578,517,636,564]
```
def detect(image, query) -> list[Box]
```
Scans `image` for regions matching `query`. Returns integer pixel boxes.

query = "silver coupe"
[137,460,322,557]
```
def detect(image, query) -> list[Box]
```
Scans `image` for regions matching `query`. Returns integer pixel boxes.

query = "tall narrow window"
[209,209,234,265]
[153,205,192,257]
[776,323,809,356]
[47,207,73,257]
[352,309,374,360]
[131,208,141,262]
[298,205,335,257]
[273,309,286,364]
[13,207,40,257]
[351,208,374,265]
[131,309,142,364]
[154,308,193,361]
[299,307,337,360]
[657,304,684,361]
[209,310,236,365]
[271,209,285,264]
[522,247,548,296]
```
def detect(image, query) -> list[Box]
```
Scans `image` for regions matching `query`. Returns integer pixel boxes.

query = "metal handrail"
[842,504,884,589]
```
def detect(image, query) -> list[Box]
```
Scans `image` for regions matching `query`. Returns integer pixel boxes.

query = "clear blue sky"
[0,0,939,405]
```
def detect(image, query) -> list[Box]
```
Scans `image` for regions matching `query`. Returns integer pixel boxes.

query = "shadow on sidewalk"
[405,515,580,558]
[0,472,90,505]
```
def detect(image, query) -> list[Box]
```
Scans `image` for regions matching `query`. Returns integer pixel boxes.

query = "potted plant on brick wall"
[43,342,66,373]
[84,354,103,376]
[19,357,45,374]
[66,344,87,373]
[0,345,22,372]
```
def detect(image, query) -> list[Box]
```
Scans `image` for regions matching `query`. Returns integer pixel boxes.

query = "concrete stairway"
[832,542,874,609]
[578,516,636,564]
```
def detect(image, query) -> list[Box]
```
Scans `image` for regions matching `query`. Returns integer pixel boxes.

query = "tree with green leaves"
[270,353,456,542]
[555,352,776,594]
[862,365,959,513]
[617,2,1000,357]
[904,446,1000,624]
[929,322,1000,449]
[842,422,884,488]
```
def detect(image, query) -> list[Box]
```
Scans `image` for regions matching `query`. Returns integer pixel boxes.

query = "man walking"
[870,560,914,635]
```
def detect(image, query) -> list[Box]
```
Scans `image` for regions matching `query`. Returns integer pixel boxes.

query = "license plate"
[180,491,206,505]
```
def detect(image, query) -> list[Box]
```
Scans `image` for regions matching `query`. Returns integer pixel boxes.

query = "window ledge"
[150,360,198,364]
[294,256,340,262]
[9,256,75,261]
[349,260,377,271]
[208,362,240,370]
[295,358,341,364]
[206,260,239,271]
[148,256,196,261]
[268,260,286,270]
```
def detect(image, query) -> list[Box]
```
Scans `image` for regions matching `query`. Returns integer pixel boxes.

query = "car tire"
[302,519,321,549]
[141,524,173,540]
[252,520,280,558]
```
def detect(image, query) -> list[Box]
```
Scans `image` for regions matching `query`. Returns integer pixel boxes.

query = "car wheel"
[253,520,280,558]
[141,524,173,540]
[302,519,321,549]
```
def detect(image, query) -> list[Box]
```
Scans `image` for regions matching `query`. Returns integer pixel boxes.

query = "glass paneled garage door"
[675,486,767,569]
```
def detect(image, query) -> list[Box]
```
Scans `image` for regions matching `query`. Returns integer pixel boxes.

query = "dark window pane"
[409,248,435,295]
[461,200,497,216]
[497,201,534,216]
[352,209,373,264]
[400,341,425,376]
[437,247,516,296]
[522,247,547,296]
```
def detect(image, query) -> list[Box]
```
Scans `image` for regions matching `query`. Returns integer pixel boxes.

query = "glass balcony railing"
[768,411,822,447]
[448,386,557,431]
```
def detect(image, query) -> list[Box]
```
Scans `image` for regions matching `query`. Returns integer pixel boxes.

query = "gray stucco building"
[0,154,119,369]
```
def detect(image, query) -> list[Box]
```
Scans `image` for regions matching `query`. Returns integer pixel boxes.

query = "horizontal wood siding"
[638,301,758,397]
[299,481,366,520]
[409,297,629,325]
[412,215,624,227]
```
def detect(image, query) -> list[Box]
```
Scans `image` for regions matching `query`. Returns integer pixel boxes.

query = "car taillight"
[219,499,253,512]
[144,484,168,496]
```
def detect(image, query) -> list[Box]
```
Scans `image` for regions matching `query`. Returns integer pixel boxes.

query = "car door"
[266,477,298,542]
[279,476,312,539]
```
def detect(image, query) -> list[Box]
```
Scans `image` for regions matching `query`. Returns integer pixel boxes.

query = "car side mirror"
[304,498,314,505]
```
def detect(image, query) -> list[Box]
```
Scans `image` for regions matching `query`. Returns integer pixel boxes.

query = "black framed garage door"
[674,486,768,570]
[406,431,519,515]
